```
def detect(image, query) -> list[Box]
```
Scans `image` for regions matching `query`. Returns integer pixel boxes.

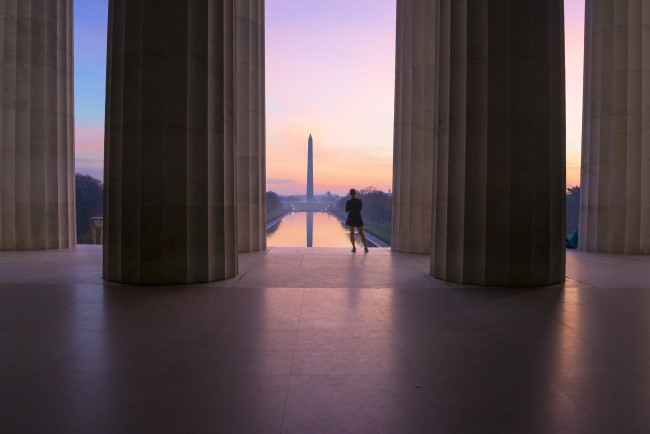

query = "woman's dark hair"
[349,188,356,197]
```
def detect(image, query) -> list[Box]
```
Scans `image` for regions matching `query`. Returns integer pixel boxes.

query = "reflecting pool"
[267,212,376,247]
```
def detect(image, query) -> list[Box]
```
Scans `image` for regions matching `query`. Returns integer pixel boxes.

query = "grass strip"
[329,210,391,244]
[266,208,289,223]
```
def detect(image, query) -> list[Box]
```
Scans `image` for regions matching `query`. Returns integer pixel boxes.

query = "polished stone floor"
[1,245,649,433]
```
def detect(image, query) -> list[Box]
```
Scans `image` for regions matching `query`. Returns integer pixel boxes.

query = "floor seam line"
[279,292,304,432]
[73,272,104,285]
[35,328,108,375]
[383,308,450,429]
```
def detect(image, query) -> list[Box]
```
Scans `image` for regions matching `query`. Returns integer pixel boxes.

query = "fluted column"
[0,0,75,250]
[391,0,436,254]
[236,0,266,252]
[104,0,237,283]
[580,0,650,254]
[431,0,566,286]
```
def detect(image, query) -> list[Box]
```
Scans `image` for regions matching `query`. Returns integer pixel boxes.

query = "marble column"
[431,0,566,286]
[391,0,436,254]
[0,0,75,250]
[236,0,266,252]
[104,0,237,283]
[580,0,650,254]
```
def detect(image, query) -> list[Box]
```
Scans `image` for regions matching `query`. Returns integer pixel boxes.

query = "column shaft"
[391,0,436,254]
[431,0,566,286]
[236,0,266,252]
[0,0,75,250]
[104,0,238,283]
[580,0,650,254]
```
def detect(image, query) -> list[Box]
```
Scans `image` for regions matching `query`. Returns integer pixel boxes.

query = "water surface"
[267,212,375,247]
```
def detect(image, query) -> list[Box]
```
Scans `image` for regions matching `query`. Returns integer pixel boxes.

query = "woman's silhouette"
[345,188,368,253]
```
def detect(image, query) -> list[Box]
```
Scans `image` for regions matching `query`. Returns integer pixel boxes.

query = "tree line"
[566,185,580,236]
[74,175,580,241]
[75,173,103,243]
[266,191,283,213]
[75,180,290,243]
[336,186,392,224]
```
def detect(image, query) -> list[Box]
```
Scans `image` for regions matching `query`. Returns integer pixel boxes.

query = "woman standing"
[345,188,368,253]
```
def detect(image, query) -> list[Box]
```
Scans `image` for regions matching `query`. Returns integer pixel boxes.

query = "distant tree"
[336,187,392,224]
[266,220,282,235]
[358,187,392,224]
[566,185,580,236]
[336,194,350,211]
[266,191,283,213]
[282,195,301,203]
[358,186,378,196]
[75,173,103,243]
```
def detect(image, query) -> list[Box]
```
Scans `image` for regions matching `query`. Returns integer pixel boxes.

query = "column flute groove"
[0,0,76,250]
[431,0,566,286]
[392,0,436,254]
[235,0,266,252]
[580,0,650,254]
[104,0,238,283]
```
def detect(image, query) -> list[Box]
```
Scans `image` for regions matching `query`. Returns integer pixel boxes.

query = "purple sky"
[74,0,585,193]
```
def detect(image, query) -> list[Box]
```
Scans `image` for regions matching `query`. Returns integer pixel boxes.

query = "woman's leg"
[358,227,368,249]
[349,226,356,249]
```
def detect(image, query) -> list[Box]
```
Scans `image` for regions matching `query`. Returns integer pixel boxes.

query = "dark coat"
[345,198,364,227]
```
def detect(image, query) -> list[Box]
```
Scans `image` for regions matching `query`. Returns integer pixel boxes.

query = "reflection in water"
[307,212,313,247]
[267,211,375,247]
[266,220,282,235]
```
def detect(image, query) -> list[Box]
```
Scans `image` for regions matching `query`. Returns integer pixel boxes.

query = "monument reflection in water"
[267,212,372,247]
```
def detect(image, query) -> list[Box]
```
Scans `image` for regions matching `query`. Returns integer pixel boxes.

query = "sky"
[74,0,586,195]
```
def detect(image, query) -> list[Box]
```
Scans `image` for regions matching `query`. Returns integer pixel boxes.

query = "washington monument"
[307,134,314,201]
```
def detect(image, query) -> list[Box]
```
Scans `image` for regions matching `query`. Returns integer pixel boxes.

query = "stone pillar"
[236,0,266,252]
[104,0,237,283]
[580,0,650,254]
[0,0,75,250]
[391,0,436,254]
[431,0,566,286]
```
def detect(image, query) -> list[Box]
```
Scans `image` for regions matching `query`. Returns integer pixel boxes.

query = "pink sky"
[565,0,586,188]
[75,0,586,193]
[265,0,396,195]
[266,0,586,195]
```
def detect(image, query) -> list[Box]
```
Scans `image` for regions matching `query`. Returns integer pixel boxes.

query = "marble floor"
[1,245,649,433]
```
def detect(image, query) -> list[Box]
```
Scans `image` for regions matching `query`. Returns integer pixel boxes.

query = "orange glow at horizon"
[74,0,587,194]
[266,0,397,196]
[565,0,585,188]
[265,0,586,196]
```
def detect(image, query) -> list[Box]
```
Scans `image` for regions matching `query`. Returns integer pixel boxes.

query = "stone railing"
[89,217,103,245]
